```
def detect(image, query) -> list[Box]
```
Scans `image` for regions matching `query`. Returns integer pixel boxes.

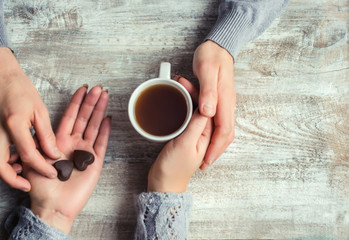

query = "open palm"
[22,85,111,233]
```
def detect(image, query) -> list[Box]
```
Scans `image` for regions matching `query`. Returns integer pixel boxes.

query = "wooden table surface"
[1,0,348,239]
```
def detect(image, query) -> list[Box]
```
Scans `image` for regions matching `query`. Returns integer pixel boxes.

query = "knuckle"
[20,150,35,163]
[5,114,20,129]
[37,107,50,119]
[78,115,90,125]
[221,126,235,143]
[45,131,56,142]
[201,88,217,99]
[89,123,100,132]
[197,61,217,73]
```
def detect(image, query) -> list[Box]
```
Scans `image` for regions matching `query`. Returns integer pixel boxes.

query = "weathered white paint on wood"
[1,0,348,239]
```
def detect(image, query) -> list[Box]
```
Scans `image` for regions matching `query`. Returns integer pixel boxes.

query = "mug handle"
[159,62,171,79]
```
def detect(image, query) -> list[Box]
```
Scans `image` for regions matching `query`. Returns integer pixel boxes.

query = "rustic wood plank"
[1,0,348,239]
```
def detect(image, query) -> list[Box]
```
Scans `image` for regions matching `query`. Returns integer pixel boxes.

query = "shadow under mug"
[128,62,193,142]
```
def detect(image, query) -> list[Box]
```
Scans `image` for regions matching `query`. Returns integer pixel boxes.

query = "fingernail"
[97,83,103,89]
[103,89,109,93]
[173,74,180,81]
[201,162,209,170]
[208,157,215,165]
[21,187,30,192]
[82,83,88,89]
[203,104,215,116]
[107,115,112,120]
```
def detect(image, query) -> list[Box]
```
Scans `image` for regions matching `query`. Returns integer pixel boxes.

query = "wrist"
[147,168,189,193]
[0,47,23,80]
[30,205,74,234]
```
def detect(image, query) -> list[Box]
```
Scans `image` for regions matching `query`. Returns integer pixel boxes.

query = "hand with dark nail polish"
[20,85,111,234]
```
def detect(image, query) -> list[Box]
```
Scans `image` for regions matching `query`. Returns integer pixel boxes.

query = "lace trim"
[6,206,69,240]
[137,192,192,240]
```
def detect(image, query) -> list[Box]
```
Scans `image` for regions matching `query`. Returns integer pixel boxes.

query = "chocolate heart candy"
[73,150,95,171]
[53,160,74,181]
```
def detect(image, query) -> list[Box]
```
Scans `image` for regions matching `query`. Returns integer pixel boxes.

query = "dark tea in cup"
[135,84,187,136]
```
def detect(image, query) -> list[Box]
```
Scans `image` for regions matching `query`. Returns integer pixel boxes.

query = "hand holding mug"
[193,40,236,169]
[148,77,213,193]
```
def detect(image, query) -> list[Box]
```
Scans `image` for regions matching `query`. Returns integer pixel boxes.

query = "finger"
[177,109,209,145]
[0,126,11,160]
[72,85,103,136]
[33,105,61,159]
[196,64,219,117]
[199,118,214,170]
[0,127,11,162]
[9,153,19,164]
[200,162,209,170]
[0,133,28,189]
[197,117,213,154]
[204,125,234,165]
[33,135,40,149]
[12,163,23,174]
[172,74,182,81]
[0,163,31,191]
[93,116,112,160]
[57,85,88,136]
[204,68,235,166]
[84,91,109,143]
[177,76,199,106]
[7,122,57,178]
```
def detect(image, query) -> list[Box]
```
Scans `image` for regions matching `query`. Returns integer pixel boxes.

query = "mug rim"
[128,78,193,142]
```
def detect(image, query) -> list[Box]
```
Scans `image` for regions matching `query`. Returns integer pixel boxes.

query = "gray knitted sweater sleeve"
[5,193,192,240]
[205,0,289,60]
[5,206,70,240]
[135,192,193,240]
[0,0,289,57]
[0,0,10,48]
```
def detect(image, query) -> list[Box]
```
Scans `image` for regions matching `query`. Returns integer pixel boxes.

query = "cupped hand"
[0,47,61,191]
[21,85,111,234]
[148,105,213,193]
[193,40,236,169]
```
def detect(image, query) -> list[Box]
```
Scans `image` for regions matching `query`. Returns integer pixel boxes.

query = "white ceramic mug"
[128,62,193,142]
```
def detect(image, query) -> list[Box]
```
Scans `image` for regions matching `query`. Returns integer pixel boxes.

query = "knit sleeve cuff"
[1,0,13,51]
[204,9,252,61]
[5,206,70,240]
[135,192,193,239]
[0,36,10,48]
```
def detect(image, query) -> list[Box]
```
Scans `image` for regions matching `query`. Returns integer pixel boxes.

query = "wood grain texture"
[1,0,348,239]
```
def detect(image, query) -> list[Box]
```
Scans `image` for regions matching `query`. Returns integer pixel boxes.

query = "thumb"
[178,109,209,144]
[196,66,218,117]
